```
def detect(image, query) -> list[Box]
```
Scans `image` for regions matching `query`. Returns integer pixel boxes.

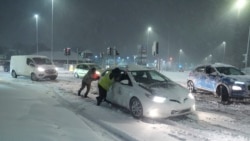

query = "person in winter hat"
[78,67,99,97]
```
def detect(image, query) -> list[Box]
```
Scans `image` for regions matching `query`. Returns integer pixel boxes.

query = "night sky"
[0,0,250,66]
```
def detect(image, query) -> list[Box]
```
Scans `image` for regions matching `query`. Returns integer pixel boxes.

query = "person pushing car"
[96,67,121,106]
[78,67,99,97]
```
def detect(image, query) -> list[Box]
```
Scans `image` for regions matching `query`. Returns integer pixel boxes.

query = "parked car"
[187,63,250,103]
[3,61,10,72]
[73,63,102,78]
[103,64,195,119]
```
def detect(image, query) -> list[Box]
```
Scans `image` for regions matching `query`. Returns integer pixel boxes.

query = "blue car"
[187,63,250,103]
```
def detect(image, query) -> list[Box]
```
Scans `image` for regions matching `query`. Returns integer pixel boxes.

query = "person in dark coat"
[96,67,121,105]
[78,67,99,97]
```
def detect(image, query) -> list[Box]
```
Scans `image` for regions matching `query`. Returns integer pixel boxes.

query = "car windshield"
[216,67,244,75]
[130,70,171,86]
[33,57,52,65]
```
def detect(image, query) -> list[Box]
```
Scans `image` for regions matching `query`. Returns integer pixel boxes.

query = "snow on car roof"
[211,63,235,68]
[115,64,151,71]
[195,63,235,68]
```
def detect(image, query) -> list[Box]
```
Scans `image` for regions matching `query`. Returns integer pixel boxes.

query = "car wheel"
[31,73,38,81]
[217,85,230,104]
[11,70,17,78]
[187,81,196,93]
[74,72,79,78]
[129,97,143,119]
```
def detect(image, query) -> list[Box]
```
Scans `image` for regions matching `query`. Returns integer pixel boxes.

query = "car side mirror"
[210,72,218,76]
[120,80,129,85]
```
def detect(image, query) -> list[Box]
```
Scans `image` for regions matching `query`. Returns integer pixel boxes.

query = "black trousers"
[97,84,107,104]
[78,82,91,97]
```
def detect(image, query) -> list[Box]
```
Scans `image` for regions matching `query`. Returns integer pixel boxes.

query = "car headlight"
[152,96,166,103]
[232,85,242,91]
[55,67,59,71]
[188,93,195,99]
[192,104,196,111]
[37,67,45,72]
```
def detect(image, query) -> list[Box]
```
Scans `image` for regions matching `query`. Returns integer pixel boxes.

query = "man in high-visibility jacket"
[96,68,121,106]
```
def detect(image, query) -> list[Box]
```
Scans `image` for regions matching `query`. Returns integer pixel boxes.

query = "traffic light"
[67,48,71,55]
[155,42,159,54]
[115,50,119,56]
[64,48,71,56]
[64,48,67,55]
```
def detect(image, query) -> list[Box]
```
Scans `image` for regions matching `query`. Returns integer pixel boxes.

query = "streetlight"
[178,49,183,66]
[146,26,152,55]
[51,0,54,61]
[222,41,226,63]
[234,0,250,68]
[34,14,39,55]
[235,0,247,15]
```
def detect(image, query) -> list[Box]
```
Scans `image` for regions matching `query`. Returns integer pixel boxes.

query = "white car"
[74,63,102,78]
[105,65,196,119]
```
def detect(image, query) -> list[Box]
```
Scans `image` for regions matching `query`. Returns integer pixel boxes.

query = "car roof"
[211,63,235,68]
[196,63,235,68]
[108,64,151,71]
[76,63,97,65]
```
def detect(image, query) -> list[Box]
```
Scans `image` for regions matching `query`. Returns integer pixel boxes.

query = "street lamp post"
[178,49,183,66]
[51,0,54,61]
[34,14,39,55]
[246,27,250,68]
[222,41,226,63]
[234,0,249,67]
[209,54,213,63]
[146,27,152,55]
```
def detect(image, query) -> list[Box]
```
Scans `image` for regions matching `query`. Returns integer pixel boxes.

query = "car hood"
[225,75,250,83]
[140,82,189,102]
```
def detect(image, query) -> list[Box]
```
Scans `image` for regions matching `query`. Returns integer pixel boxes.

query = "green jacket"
[98,71,113,91]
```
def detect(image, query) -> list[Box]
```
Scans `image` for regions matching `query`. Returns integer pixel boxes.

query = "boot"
[96,97,101,106]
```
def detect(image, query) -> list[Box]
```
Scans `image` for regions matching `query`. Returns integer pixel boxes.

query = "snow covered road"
[1,69,250,141]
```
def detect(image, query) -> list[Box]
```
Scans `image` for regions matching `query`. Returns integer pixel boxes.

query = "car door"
[25,58,35,76]
[109,72,133,107]
[193,66,206,89]
[205,67,218,92]
[198,66,212,90]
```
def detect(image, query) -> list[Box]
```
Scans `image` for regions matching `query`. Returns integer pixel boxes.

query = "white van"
[10,55,58,81]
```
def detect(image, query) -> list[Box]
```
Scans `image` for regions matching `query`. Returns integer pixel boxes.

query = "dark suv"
[3,61,10,72]
[187,63,250,103]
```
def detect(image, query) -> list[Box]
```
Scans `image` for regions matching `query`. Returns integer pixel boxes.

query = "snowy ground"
[1,66,250,141]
